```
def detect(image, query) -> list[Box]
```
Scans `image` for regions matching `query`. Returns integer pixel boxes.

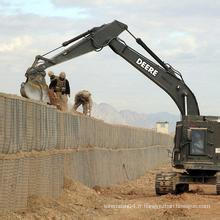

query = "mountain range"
[92,103,180,133]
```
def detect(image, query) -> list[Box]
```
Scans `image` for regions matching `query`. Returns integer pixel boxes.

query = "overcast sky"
[0,0,220,116]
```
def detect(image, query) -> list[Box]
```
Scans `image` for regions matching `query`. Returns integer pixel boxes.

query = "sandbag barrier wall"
[0,93,173,210]
[0,93,173,153]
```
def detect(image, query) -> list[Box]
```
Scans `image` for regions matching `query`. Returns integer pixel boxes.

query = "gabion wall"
[0,93,173,153]
[0,93,173,210]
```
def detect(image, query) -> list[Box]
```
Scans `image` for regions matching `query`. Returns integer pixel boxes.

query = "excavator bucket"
[20,66,50,103]
[20,80,49,103]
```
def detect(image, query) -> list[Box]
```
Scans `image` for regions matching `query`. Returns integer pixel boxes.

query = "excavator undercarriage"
[155,171,220,195]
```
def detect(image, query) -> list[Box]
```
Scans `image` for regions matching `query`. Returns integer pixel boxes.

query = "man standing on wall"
[49,72,70,111]
[48,71,58,106]
[48,71,57,82]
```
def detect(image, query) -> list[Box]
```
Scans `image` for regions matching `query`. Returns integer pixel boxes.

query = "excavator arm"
[21,20,199,116]
[108,38,199,116]
[21,20,127,102]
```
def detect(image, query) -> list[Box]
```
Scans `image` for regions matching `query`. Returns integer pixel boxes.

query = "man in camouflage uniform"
[48,71,58,106]
[73,90,92,116]
[48,71,57,82]
[49,72,70,111]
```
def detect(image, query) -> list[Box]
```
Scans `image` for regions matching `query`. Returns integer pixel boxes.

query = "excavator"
[21,20,220,195]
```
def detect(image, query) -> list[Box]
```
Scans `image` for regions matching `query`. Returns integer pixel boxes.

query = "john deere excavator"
[21,20,220,195]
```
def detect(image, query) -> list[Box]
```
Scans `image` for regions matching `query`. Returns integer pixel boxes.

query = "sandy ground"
[1,163,220,220]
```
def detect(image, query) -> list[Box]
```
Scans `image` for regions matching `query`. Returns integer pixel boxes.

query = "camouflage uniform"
[48,71,58,106]
[49,72,70,111]
[73,90,92,116]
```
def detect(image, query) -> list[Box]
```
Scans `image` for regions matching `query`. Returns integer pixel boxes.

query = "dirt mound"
[1,163,220,219]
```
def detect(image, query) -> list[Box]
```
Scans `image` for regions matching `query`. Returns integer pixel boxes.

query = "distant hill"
[92,103,180,133]
[92,103,127,125]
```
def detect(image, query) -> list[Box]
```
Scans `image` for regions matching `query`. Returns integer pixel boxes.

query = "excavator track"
[155,172,176,195]
[155,172,189,195]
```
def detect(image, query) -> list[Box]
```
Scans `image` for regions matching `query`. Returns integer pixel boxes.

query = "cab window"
[190,129,206,155]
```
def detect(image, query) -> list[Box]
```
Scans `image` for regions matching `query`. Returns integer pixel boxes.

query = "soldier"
[73,90,92,116]
[47,71,58,106]
[49,72,70,111]
[48,71,57,82]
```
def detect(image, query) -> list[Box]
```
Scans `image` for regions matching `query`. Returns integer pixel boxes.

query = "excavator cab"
[155,115,220,195]
[173,115,220,171]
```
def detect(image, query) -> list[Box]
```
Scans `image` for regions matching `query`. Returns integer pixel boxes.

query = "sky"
[0,0,220,116]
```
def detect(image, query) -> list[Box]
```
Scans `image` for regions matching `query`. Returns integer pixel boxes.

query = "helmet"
[59,72,66,79]
[81,90,91,98]
[48,71,54,77]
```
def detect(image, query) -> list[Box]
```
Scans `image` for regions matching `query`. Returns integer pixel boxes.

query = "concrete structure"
[0,93,173,210]
[156,121,169,134]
